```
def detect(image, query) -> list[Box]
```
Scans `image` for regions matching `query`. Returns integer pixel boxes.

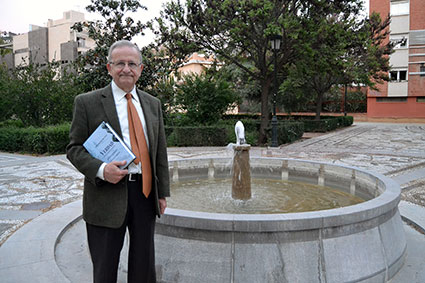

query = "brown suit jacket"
[66,84,170,228]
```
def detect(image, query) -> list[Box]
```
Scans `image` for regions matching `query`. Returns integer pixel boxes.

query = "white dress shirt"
[96,81,149,179]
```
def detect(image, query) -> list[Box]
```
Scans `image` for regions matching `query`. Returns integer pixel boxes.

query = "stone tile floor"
[0,122,424,246]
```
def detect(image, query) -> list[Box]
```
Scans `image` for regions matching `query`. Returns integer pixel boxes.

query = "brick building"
[368,0,425,118]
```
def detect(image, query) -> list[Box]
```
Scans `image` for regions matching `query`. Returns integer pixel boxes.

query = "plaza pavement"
[0,122,424,282]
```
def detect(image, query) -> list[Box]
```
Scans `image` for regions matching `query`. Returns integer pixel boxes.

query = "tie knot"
[125,93,132,101]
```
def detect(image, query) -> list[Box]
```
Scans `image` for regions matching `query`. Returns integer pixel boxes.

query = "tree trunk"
[259,78,272,144]
[315,92,323,121]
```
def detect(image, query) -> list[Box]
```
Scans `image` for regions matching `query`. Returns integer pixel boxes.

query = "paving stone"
[0,122,424,282]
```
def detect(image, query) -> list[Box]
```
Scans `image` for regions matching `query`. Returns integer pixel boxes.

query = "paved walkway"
[0,122,424,282]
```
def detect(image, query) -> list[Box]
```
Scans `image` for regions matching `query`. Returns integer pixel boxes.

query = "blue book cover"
[83,121,135,169]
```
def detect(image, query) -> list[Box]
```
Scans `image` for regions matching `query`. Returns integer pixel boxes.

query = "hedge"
[0,115,348,153]
[167,126,229,146]
[276,122,304,144]
[223,114,353,133]
[301,116,353,132]
[0,123,70,154]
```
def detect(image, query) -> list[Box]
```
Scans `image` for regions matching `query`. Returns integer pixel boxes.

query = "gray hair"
[107,40,143,64]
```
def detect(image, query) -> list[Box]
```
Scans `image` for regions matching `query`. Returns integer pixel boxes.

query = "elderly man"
[67,40,170,283]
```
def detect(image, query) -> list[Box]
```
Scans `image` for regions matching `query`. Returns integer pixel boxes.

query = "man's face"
[106,46,143,92]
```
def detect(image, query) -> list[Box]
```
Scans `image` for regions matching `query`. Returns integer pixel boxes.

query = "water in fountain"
[168,177,364,214]
[168,121,364,214]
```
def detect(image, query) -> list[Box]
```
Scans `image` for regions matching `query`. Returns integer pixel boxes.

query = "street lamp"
[270,34,282,147]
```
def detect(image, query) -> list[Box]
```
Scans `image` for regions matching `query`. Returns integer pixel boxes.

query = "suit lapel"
[100,84,123,138]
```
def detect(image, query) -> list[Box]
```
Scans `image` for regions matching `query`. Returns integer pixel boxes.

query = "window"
[417,97,425,103]
[389,70,408,82]
[77,37,86,48]
[377,97,407,102]
[391,1,409,16]
[421,65,425,77]
[390,35,408,49]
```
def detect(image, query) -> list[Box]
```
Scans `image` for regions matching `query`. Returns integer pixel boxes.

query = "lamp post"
[270,34,282,147]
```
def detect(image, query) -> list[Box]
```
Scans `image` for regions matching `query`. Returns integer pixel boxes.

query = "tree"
[155,0,366,144]
[72,0,149,91]
[175,71,240,125]
[0,37,12,57]
[6,61,82,126]
[0,64,14,122]
[280,10,393,120]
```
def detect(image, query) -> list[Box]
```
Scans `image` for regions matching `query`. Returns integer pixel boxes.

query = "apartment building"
[10,10,95,68]
[368,0,425,118]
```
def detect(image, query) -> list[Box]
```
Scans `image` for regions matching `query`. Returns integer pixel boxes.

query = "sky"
[0,0,169,46]
[1,0,369,46]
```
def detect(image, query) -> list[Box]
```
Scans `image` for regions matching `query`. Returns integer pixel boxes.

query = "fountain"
[232,121,251,200]
[153,122,406,282]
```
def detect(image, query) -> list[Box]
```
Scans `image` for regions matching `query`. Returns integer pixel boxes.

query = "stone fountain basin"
[154,158,406,283]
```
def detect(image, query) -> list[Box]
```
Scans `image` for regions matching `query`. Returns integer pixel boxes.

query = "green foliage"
[0,64,15,121]
[18,62,80,126]
[175,73,240,125]
[0,37,12,57]
[155,0,304,143]
[155,0,374,143]
[301,116,353,132]
[0,123,70,154]
[0,61,82,127]
[0,119,24,128]
[72,0,149,92]
[276,122,304,145]
[280,9,392,120]
[147,74,178,123]
[168,126,229,146]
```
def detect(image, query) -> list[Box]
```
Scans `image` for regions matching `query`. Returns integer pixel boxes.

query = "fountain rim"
[163,157,401,232]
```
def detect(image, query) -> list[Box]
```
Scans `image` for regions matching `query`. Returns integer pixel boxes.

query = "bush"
[277,122,304,144]
[175,73,240,125]
[1,61,82,127]
[0,123,70,154]
[0,119,25,128]
[301,116,353,132]
[168,126,229,146]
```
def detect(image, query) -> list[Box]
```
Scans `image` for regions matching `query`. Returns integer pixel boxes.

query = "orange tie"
[126,93,152,197]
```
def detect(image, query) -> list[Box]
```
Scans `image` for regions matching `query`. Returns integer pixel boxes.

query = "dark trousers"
[86,178,156,283]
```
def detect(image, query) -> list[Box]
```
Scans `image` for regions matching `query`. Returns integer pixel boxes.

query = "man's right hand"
[103,161,128,184]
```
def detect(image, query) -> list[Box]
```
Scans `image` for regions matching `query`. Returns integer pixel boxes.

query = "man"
[67,40,170,283]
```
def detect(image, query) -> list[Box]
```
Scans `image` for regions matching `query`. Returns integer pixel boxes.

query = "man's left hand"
[159,198,167,215]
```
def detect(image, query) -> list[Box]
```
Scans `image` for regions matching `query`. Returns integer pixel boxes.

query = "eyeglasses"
[109,61,142,70]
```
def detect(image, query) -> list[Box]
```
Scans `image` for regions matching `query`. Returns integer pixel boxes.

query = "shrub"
[175,73,240,125]
[277,122,304,144]
[0,123,70,154]
[169,126,228,146]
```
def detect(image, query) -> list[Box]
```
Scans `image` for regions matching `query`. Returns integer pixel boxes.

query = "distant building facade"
[368,0,425,118]
[177,52,219,75]
[4,10,95,69]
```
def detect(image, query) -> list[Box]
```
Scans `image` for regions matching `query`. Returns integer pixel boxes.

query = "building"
[368,0,425,118]
[8,10,94,69]
[177,52,219,76]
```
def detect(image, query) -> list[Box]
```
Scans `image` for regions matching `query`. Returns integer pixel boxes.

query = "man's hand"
[104,161,128,184]
[159,198,167,215]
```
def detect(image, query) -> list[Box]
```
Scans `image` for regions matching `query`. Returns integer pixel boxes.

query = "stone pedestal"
[232,145,251,200]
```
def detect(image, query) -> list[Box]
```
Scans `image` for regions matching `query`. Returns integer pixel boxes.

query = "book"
[83,121,135,169]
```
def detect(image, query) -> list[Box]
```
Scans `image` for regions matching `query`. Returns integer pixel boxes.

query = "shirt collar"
[111,81,139,103]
